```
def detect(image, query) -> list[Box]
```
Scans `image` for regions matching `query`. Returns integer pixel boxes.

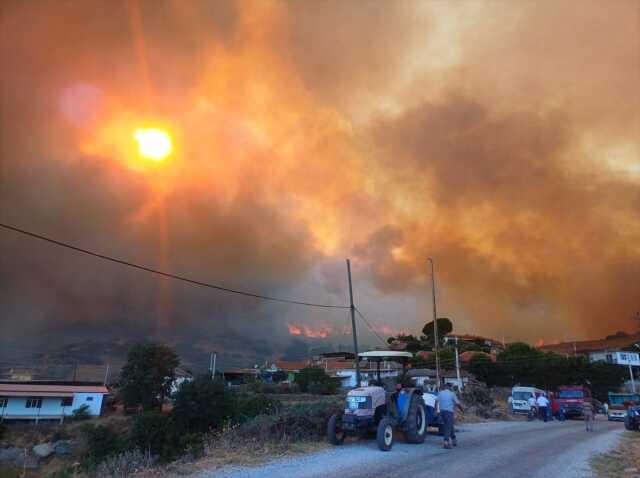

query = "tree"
[172,376,237,433]
[119,343,180,411]
[422,318,453,346]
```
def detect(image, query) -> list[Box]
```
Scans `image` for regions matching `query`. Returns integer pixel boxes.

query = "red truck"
[552,385,591,418]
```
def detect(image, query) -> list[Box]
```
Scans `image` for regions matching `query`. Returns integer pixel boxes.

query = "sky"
[1,0,639,365]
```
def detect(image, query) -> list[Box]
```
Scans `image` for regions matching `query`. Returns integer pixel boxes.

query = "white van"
[511,386,545,414]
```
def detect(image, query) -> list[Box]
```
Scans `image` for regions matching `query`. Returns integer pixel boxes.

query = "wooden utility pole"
[346,259,361,387]
[428,258,440,390]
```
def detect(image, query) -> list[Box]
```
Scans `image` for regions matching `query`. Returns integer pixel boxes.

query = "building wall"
[589,351,640,366]
[1,393,104,418]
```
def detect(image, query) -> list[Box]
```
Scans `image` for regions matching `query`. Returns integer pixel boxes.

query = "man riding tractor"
[327,351,427,451]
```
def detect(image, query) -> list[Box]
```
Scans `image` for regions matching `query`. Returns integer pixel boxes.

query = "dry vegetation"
[591,432,640,478]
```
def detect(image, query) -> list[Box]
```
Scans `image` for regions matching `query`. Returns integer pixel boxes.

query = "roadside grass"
[591,431,640,477]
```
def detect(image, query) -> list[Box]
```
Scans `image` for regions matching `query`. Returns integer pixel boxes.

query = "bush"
[71,404,92,421]
[81,424,125,468]
[294,367,338,394]
[130,411,181,461]
[230,400,342,443]
[95,449,154,478]
[173,376,236,433]
[0,422,5,440]
[237,394,280,420]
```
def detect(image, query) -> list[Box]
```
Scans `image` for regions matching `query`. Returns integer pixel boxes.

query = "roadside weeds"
[591,431,640,478]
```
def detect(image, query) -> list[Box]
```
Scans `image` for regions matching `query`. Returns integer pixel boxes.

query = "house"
[407,368,472,391]
[223,368,259,385]
[458,351,497,364]
[0,381,109,423]
[443,334,505,352]
[539,332,640,357]
[170,367,193,394]
[589,350,640,367]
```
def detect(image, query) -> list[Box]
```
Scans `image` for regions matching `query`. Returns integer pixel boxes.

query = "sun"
[133,128,173,161]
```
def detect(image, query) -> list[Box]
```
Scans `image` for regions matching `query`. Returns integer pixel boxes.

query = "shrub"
[173,376,236,433]
[130,411,180,461]
[294,367,338,394]
[0,422,5,440]
[95,449,154,478]
[230,400,342,443]
[237,394,281,420]
[71,404,92,421]
[81,424,125,468]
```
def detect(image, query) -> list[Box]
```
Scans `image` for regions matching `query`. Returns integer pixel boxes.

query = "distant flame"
[536,338,545,347]
[287,323,332,338]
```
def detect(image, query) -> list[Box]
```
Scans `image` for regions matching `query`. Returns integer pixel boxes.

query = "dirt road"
[199,418,624,478]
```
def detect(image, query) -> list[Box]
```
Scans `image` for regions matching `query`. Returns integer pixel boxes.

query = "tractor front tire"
[377,418,394,451]
[405,396,427,444]
[328,414,345,445]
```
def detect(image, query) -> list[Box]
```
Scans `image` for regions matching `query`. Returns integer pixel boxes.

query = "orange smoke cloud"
[0,0,638,359]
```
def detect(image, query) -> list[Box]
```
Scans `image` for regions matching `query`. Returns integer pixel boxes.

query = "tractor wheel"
[624,414,637,431]
[405,395,427,444]
[328,414,345,445]
[376,418,394,451]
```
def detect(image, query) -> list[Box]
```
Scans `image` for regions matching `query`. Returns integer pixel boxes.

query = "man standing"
[536,393,550,422]
[438,383,464,449]
[583,398,595,432]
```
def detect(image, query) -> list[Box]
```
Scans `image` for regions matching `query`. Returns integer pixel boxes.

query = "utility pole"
[209,352,217,380]
[629,362,636,393]
[346,259,361,387]
[103,364,110,386]
[455,336,462,390]
[428,258,440,390]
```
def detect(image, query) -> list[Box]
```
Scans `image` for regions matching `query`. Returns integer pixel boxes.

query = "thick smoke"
[0,0,638,366]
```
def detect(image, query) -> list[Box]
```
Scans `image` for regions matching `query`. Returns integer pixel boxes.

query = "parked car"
[607,392,640,421]
[510,386,544,415]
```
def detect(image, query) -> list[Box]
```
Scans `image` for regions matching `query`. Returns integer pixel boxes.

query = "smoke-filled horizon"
[1,0,639,364]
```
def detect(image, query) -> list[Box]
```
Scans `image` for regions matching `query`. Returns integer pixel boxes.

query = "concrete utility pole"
[209,352,217,380]
[455,336,463,390]
[428,258,440,390]
[629,362,636,393]
[346,259,361,387]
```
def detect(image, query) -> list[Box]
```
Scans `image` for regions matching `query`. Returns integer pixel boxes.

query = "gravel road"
[198,417,624,478]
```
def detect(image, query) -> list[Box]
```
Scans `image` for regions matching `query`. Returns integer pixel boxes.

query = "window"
[620,353,628,361]
[86,396,94,402]
[26,397,42,408]
[61,397,73,407]
[558,390,584,399]
[0,397,7,408]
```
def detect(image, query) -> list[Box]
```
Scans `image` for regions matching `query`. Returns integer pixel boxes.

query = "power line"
[0,223,350,310]
[354,307,388,346]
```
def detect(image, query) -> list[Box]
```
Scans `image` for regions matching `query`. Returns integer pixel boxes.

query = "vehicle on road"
[327,351,427,451]
[607,392,640,421]
[625,404,640,431]
[510,386,544,415]
[552,385,591,418]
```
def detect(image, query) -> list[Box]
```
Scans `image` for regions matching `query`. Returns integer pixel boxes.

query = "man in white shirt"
[536,393,550,422]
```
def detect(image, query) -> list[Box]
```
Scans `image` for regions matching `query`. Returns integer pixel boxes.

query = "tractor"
[327,351,427,451]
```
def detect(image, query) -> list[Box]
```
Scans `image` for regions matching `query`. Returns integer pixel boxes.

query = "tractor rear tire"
[328,414,345,445]
[624,414,638,431]
[405,395,427,444]
[377,418,394,451]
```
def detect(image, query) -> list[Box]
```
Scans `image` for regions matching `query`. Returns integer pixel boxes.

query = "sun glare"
[133,128,173,161]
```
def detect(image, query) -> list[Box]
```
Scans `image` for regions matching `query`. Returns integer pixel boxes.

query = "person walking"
[583,398,595,432]
[536,393,550,422]
[438,382,464,449]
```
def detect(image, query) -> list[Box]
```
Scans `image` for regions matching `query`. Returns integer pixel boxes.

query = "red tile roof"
[0,383,108,397]
[539,333,640,355]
